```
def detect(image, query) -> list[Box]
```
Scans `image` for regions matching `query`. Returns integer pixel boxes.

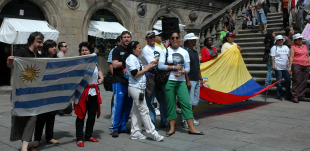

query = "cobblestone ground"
[1,85,310,151]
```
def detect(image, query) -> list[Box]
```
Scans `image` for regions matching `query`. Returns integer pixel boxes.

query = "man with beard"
[7,32,44,151]
[110,31,133,137]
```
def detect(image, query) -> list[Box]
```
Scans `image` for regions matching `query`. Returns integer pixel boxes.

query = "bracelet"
[173,65,174,70]
[288,68,291,69]
[143,68,147,71]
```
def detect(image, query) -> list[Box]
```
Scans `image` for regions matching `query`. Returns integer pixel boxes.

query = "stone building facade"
[0,0,231,85]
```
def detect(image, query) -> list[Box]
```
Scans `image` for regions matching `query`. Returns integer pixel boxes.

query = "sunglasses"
[62,45,68,47]
[170,36,180,40]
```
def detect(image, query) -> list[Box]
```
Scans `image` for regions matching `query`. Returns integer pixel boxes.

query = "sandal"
[165,131,175,137]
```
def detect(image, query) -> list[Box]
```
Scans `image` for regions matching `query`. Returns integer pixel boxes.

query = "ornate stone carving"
[189,10,198,23]
[66,0,79,10]
[137,3,146,18]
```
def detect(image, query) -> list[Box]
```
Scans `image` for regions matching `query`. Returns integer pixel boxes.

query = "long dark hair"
[264,30,274,44]
[127,41,140,55]
[42,40,57,58]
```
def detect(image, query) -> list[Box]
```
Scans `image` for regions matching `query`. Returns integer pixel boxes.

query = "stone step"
[238,41,264,47]
[234,37,264,43]
[242,52,264,58]
[267,15,282,20]
[267,19,283,24]
[242,47,264,52]
[0,86,12,95]
[266,13,282,17]
[244,58,265,64]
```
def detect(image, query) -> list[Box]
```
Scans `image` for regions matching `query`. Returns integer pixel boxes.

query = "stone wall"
[0,0,213,74]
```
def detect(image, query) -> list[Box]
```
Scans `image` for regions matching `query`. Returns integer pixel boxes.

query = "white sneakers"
[182,119,200,129]
[153,133,164,142]
[176,107,182,114]
[193,119,200,126]
[131,132,146,140]
[131,132,164,142]
[155,108,160,116]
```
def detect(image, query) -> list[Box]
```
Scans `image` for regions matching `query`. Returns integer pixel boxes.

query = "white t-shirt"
[159,47,190,81]
[57,51,65,58]
[221,42,237,53]
[88,66,98,96]
[126,54,146,89]
[141,44,163,65]
[270,45,290,70]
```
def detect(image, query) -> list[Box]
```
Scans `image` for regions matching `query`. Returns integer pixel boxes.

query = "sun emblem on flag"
[202,77,211,88]
[19,64,40,82]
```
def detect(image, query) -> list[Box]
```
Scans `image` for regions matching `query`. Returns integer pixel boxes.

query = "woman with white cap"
[288,33,310,103]
[270,35,291,101]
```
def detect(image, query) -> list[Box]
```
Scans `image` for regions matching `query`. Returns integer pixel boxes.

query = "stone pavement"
[1,86,310,151]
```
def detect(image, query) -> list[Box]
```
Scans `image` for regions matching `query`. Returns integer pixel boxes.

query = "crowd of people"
[5,1,310,150]
[6,30,216,151]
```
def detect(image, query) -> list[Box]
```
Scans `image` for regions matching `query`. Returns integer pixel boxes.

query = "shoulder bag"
[154,47,171,86]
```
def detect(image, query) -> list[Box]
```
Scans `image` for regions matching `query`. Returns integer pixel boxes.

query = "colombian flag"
[200,45,278,104]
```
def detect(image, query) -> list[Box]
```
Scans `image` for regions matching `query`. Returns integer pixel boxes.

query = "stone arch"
[82,1,131,41]
[0,0,61,28]
[149,7,185,30]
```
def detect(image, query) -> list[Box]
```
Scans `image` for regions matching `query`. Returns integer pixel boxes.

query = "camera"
[139,92,144,101]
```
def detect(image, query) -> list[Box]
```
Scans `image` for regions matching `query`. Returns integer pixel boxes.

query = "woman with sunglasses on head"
[158,32,204,137]
[75,42,103,147]
[126,41,164,141]
[288,34,310,103]
[32,40,59,148]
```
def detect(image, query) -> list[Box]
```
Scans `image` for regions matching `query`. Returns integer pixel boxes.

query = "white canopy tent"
[0,17,59,44]
[88,21,128,39]
[153,20,186,31]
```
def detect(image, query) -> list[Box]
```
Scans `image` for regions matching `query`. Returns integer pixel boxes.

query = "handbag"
[103,71,113,91]
[62,102,72,114]
[154,47,171,85]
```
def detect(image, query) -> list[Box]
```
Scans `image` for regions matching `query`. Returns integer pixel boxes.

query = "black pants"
[34,111,57,141]
[283,8,289,29]
[76,95,98,141]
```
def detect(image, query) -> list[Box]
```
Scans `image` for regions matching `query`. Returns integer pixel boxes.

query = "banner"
[200,45,278,103]
[11,54,97,116]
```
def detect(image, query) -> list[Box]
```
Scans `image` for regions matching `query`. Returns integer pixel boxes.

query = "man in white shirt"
[142,31,168,128]
[57,42,68,58]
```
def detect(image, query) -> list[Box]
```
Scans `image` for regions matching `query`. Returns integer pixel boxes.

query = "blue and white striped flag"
[11,54,97,116]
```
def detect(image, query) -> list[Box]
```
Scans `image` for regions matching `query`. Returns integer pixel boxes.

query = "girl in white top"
[125,41,164,141]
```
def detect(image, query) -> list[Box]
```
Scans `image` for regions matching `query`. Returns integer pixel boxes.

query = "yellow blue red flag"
[200,45,278,103]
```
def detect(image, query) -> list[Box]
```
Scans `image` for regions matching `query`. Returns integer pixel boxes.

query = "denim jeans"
[265,60,273,86]
[145,84,168,127]
[275,70,291,99]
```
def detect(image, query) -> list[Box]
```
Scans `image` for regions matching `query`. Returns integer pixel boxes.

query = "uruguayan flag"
[11,54,97,116]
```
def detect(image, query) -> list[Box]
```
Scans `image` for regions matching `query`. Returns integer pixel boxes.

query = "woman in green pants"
[158,32,204,137]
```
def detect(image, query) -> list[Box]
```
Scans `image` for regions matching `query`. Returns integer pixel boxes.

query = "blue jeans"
[110,83,133,132]
[265,60,273,86]
[275,70,291,99]
[145,83,168,127]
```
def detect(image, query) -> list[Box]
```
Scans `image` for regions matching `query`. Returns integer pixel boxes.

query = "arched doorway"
[88,9,125,75]
[0,0,45,86]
